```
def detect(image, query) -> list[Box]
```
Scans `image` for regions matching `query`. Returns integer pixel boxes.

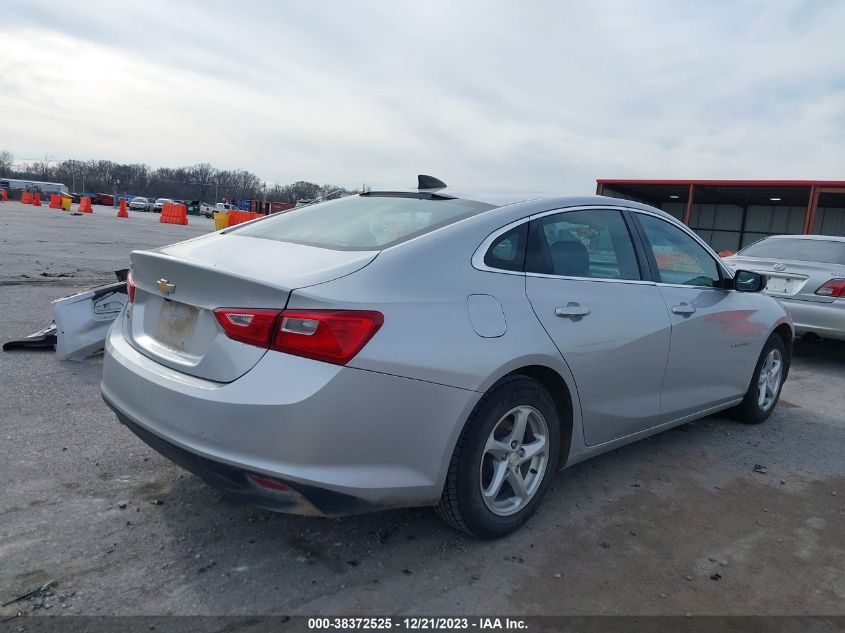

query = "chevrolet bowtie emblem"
[156,278,175,295]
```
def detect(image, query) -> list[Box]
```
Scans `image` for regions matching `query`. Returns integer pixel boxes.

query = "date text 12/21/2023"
[307,617,528,630]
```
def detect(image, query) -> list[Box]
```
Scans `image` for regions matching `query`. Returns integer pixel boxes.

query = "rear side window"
[231,194,494,250]
[738,237,845,265]
[525,209,641,280]
[484,224,527,272]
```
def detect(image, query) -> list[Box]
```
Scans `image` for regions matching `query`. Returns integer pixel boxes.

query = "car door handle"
[671,303,696,316]
[555,303,591,318]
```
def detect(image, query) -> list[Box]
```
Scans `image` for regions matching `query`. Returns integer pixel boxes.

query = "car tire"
[729,334,787,424]
[436,375,561,539]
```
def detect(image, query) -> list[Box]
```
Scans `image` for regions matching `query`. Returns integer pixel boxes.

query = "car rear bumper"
[101,313,477,514]
[779,297,845,341]
[103,398,374,516]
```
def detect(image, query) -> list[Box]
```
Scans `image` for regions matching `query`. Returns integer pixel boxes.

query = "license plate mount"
[155,300,199,351]
[765,277,793,295]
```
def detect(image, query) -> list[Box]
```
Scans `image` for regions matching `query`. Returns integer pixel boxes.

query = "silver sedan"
[101,178,793,538]
[725,235,845,341]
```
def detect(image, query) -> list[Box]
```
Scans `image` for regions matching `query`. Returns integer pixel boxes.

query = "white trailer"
[0,177,70,195]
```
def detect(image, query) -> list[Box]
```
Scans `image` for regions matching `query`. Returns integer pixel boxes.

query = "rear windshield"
[230,194,494,250]
[738,237,845,265]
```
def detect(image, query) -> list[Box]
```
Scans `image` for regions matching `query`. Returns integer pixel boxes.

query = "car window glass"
[525,209,641,280]
[233,194,494,251]
[637,214,721,287]
[483,224,527,272]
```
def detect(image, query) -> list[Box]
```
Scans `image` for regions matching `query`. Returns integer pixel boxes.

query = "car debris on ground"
[2,270,128,361]
[1,580,56,608]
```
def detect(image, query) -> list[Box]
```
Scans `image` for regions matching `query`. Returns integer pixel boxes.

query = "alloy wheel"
[757,349,783,411]
[479,405,549,516]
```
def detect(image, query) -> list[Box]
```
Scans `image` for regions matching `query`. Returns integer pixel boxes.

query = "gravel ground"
[1,200,843,617]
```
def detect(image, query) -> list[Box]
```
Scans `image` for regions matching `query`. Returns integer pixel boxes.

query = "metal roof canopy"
[597,179,845,206]
[596,179,845,236]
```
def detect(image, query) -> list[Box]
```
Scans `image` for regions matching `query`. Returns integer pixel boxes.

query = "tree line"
[0,150,357,204]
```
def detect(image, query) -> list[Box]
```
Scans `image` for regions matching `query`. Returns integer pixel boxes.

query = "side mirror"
[734,270,767,293]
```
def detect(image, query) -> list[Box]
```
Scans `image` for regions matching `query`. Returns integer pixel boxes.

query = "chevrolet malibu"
[101,177,793,538]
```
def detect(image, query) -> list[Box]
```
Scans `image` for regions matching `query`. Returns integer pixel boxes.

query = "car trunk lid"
[126,234,378,382]
[726,255,845,303]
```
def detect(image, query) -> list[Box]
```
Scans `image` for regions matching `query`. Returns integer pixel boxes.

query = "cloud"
[1,0,843,192]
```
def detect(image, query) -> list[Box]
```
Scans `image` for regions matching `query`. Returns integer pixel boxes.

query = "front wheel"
[436,376,561,539]
[730,334,787,424]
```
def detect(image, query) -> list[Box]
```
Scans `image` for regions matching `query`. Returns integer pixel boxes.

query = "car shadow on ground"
[792,335,845,367]
[131,334,845,613]
[143,391,843,610]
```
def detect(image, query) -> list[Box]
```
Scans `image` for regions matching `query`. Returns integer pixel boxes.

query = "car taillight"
[127,270,136,303]
[271,310,384,365]
[213,308,281,347]
[212,308,383,365]
[815,278,845,298]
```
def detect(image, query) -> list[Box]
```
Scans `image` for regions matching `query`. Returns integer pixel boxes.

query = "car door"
[632,211,762,422]
[524,207,672,446]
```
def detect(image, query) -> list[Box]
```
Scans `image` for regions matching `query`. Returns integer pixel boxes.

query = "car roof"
[367,187,676,221]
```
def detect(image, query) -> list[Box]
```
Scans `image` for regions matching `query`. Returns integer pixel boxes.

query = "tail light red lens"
[272,310,384,365]
[213,308,383,365]
[815,279,845,298]
[127,270,136,303]
[213,308,282,347]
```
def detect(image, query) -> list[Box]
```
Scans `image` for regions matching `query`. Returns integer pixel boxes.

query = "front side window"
[637,213,721,287]
[525,209,641,280]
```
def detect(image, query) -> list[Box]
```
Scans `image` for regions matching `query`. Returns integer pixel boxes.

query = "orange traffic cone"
[33,193,42,206]
[78,196,93,213]
[117,199,129,218]
[49,194,61,209]
[1,189,8,201]
[22,191,31,204]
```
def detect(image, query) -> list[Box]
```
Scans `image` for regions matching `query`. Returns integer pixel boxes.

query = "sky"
[1,0,843,193]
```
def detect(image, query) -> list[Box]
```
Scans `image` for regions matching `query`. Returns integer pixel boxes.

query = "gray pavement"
[1,199,843,616]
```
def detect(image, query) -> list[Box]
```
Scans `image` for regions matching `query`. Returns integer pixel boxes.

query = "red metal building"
[596,179,845,253]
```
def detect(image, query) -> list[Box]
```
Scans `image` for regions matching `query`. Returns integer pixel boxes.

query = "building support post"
[596,182,604,195]
[683,184,695,226]
[804,185,819,234]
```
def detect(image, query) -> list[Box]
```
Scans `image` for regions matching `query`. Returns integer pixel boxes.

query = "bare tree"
[189,163,217,201]
[0,149,14,175]
[3,151,356,204]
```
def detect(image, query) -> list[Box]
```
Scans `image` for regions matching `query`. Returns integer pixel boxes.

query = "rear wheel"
[730,334,787,424]
[436,376,561,539]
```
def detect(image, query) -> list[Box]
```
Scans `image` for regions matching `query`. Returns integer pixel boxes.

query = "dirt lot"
[1,200,844,617]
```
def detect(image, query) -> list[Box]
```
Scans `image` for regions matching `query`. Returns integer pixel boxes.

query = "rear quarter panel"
[285,218,568,393]
[285,213,585,482]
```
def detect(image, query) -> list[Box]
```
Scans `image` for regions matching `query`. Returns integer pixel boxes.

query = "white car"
[201,202,238,218]
[128,197,151,212]
[153,198,174,213]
